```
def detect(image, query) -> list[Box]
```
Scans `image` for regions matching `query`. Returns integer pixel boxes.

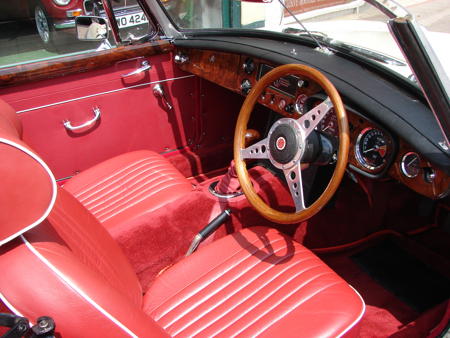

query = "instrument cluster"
[174,48,449,199]
[241,56,398,177]
[239,57,321,118]
[238,57,395,178]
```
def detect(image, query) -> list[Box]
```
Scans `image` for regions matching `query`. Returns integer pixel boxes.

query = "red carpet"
[321,236,449,337]
[110,162,448,336]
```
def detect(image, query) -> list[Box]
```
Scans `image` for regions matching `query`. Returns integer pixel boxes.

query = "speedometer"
[355,127,388,170]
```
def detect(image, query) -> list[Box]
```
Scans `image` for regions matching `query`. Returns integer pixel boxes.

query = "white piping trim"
[20,235,138,338]
[0,138,57,246]
[15,75,195,114]
[0,292,26,318]
[336,285,366,338]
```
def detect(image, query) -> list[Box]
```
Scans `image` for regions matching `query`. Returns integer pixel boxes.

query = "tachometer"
[355,127,388,170]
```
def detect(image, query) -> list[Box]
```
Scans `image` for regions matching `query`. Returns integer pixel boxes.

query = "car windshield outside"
[160,0,449,87]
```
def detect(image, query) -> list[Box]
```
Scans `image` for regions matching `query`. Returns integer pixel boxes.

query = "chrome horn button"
[267,118,304,170]
[276,136,286,151]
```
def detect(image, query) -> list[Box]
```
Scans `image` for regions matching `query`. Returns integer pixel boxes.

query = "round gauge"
[355,127,388,170]
[294,94,308,114]
[319,108,338,137]
[400,152,420,178]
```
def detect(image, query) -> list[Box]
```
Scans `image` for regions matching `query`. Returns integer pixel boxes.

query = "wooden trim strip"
[0,40,173,88]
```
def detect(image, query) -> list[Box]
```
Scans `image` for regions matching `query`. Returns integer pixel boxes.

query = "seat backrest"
[0,99,22,139]
[0,100,168,337]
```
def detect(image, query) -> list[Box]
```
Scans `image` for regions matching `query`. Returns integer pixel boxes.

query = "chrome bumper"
[53,19,76,30]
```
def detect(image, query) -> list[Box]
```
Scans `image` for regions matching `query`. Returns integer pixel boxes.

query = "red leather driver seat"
[0,101,365,337]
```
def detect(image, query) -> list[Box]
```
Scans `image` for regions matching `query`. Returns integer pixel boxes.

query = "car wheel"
[34,3,56,49]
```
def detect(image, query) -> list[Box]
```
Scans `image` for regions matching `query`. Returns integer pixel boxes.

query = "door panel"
[0,42,198,179]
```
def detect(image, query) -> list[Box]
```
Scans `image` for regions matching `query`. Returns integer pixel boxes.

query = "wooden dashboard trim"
[0,40,173,88]
[175,47,449,199]
[389,140,450,199]
[176,48,321,118]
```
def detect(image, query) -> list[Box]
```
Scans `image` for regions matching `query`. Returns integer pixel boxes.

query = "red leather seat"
[0,99,365,337]
[1,187,364,337]
[63,150,193,231]
[0,98,192,233]
[145,227,364,337]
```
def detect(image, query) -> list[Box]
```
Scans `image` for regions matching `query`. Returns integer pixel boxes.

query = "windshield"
[160,0,449,86]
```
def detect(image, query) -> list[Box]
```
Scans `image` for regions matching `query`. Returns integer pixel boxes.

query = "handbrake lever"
[186,209,232,256]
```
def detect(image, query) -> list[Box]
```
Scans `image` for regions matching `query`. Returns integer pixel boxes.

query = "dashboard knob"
[241,79,252,95]
[284,104,295,114]
[174,53,189,64]
[424,167,436,183]
[242,58,255,75]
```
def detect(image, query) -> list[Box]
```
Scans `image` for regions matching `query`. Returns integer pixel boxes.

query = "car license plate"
[117,12,148,29]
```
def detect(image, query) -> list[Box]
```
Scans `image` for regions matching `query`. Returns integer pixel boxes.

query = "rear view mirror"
[76,16,109,41]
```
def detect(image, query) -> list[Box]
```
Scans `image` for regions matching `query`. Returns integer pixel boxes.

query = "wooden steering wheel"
[234,64,349,224]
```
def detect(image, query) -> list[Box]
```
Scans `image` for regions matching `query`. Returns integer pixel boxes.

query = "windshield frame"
[147,0,450,148]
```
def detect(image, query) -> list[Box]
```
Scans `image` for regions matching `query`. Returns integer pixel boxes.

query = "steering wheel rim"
[234,64,349,224]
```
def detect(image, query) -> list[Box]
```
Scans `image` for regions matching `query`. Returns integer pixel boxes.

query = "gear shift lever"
[214,160,241,195]
[213,129,261,196]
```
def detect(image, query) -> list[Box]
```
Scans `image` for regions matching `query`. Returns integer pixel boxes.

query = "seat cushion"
[144,227,365,338]
[64,150,193,231]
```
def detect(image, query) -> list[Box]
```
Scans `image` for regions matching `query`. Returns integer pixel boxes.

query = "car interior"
[0,0,449,337]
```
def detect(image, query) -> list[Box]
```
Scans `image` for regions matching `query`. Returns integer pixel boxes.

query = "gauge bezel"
[355,127,388,170]
[319,108,339,138]
[400,151,421,178]
[294,94,308,115]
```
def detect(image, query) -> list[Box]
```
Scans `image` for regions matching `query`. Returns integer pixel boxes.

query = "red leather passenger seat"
[0,99,192,232]
[144,227,365,337]
[63,150,193,231]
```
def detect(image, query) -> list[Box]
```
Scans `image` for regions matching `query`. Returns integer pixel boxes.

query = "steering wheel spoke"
[240,137,270,159]
[297,97,333,138]
[234,64,348,224]
[283,164,306,212]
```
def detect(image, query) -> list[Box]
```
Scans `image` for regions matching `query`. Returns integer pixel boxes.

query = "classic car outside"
[0,0,149,50]
[0,0,449,337]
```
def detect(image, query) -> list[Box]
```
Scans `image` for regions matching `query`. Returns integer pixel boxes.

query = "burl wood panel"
[389,140,450,199]
[0,40,173,88]
[176,48,241,91]
[175,48,322,117]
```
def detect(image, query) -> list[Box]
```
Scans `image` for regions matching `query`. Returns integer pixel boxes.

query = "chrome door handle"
[63,107,101,131]
[153,84,173,110]
[121,60,151,78]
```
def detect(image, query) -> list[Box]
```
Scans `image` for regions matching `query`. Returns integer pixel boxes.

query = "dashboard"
[174,47,450,199]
